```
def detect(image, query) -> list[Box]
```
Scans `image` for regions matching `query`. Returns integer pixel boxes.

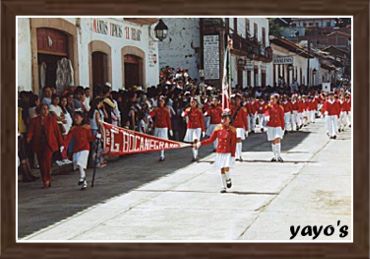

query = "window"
[262,27,266,48]
[253,23,258,39]
[245,19,250,37]
[234,18,238,35]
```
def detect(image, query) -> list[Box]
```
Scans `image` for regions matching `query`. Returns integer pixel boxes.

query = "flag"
[221,35,232,111]
[101,122,191,156]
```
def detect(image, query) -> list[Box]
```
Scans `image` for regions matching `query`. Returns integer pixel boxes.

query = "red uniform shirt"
[341,100,351,112]
[245,101,256,115]
[183,108,205,131]
[291,100,299,111]
[282,101,293,113]
[266,104,285,128]
[231,105,248,130]
[205,105,223,124]
[308,100,317,111]
[201,125,237,156]
[323,100,341,116]
[150,107,172,129]
[257,101,267,114]
[64,125,95,153]
[298,100,306,112]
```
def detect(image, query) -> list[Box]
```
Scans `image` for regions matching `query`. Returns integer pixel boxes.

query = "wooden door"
[92,51,108,87]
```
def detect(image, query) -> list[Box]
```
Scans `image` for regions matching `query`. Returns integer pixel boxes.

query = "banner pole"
[91,138,100,187]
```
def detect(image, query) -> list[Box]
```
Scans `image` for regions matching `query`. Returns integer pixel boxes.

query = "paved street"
[19,119,352,241]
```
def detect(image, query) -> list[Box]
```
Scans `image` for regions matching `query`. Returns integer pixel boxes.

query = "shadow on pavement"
[18,127,313,238]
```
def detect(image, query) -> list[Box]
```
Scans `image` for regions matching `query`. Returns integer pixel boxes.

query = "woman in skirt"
[195,109,237,193]
[265,94,285,162]
[204,97,223,151]
[150,96,172,161]
[182,98,205,161]
[64,110,97,190]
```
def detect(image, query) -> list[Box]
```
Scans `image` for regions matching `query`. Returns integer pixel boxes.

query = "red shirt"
[323,100,341,116]
[231,105,248,130]
[183,108,205,131]
[282,101,293,113]
[266,104,285,128]
[64,125,95,153]
[150,107,172,129]
[298,100,306,112]
[205,105,223,124]
[245,101,256,115]
[201,125,237,156]
[341,100,351,112]
[291,100,299,111]
[308,100,317,111]
[257,101,267,114]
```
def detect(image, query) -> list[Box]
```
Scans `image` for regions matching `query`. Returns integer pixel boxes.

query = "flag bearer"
[150,96,172,161]
[196,109,237,193]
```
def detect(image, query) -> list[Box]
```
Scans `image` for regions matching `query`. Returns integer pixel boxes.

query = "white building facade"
[17,17,160,94]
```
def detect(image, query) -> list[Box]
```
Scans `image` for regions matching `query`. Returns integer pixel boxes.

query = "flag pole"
[91,137,100,187]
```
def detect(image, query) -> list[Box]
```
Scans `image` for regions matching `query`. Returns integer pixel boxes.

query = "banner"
[102,122,191,156]
[221,36,232,111]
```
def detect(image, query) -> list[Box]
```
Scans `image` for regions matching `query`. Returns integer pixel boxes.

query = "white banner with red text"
[102,122,191,156]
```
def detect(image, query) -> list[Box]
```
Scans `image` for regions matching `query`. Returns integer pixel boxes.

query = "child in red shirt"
[64,110,97,189]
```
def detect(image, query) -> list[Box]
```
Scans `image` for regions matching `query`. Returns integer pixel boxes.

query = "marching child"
[265,94,285,162]
[182,98,205,161]
[281,95,293,132]
[256,98,267,132]
[339,94,351,131]
[149,96,173,161]
[64,110,97,190]
[195,109,237,193]
[231,94,248,161]
[204,97,223,150]
[322,93,341,139]
[291,94,300,131]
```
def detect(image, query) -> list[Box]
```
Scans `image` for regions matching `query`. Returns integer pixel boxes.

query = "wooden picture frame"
[2,0,369,257]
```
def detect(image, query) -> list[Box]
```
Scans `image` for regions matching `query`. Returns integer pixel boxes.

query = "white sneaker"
[62,159,72,165]
[56,160,64,166]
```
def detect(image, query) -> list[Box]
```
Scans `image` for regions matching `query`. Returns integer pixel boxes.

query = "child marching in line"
[245,97,257,133]
[281,95,293,132]
[339,94,351,131]
[291,94,300,131]
[322,93,341,139]
[149,96,173,161]
[265,94,285,162]
[195,109,237,193]
[230,94,248,161]
[64,110,97,190]
[256,98,267,132]
[204,97,223,151]
[182,98,205,162]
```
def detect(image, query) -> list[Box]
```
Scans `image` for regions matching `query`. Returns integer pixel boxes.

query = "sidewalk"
[22,119,352,241]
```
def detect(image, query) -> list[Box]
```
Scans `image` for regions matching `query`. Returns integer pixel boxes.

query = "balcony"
[231,33,272,62]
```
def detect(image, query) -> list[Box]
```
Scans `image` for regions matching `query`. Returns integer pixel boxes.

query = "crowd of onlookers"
[18,65,350,184]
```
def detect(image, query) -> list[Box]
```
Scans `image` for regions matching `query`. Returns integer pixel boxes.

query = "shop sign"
[92,19,142,41]
[273,55,293,64]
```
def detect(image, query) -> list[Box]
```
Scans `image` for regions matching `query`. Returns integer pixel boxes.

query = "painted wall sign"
[203,35,220,80]
[92,19,141,41]
[273,55,294,64]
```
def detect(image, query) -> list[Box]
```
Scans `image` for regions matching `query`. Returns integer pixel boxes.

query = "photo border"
[2,0,369,257]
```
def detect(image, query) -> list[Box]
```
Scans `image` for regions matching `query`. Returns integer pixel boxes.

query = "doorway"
[124,54,143,89]
[92,51,108,87]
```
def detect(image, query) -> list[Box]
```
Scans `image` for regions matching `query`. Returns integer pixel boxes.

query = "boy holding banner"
[149,96,173,161]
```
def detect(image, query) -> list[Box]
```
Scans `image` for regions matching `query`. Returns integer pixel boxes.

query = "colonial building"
[270,36,321,87]
[17,18,160,94]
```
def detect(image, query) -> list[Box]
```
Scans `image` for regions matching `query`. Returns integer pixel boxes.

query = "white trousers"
[292,111,299,130]
[257,114,265,130]
[326,115,338,137]
[284,112,292,131]
[339,111,351,129]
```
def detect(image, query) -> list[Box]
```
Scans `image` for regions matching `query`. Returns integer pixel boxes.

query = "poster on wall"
[203,35,220,80]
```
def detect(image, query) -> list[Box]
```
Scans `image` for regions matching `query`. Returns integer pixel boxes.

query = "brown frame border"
[2,0,369,258]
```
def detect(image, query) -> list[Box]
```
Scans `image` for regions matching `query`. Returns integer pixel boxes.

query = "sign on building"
[203,35,220,80]
[92,19,141,41]
[322,82,331,92]
[273,55,293,64]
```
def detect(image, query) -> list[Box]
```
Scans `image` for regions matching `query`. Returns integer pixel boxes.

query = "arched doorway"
[121,46,145,90]
[124,54,143,89]
[92,51,108,87]
[30,18,78,94]
[36,28,70,94]
[88,40,112,95]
